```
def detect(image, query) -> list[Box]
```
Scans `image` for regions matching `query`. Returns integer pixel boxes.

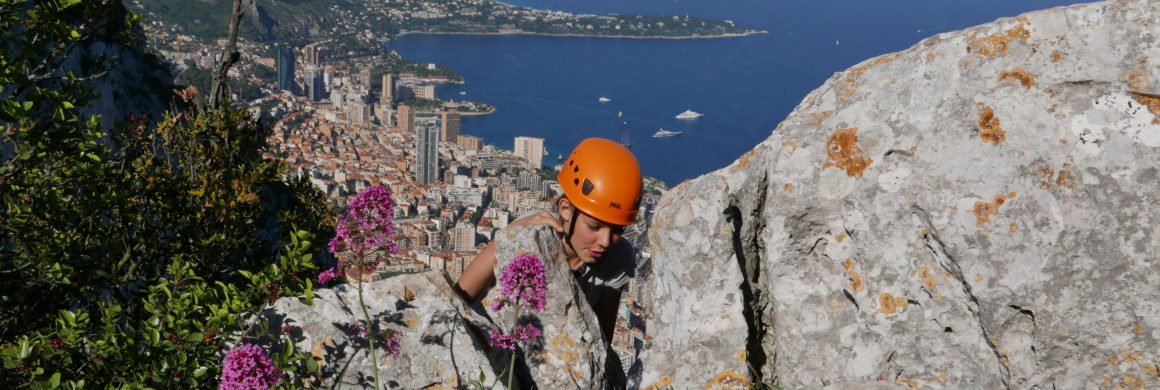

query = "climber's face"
[559,198,625,265]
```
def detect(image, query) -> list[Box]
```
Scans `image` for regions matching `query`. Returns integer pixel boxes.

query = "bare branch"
[209,0,252,111]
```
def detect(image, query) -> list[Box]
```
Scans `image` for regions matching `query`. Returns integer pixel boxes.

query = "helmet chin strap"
[564,207,582,260]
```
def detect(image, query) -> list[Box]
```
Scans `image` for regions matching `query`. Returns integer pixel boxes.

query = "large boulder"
[260,224,614,389]
[486,224,620,389]
[260,272,510,389]
[641,0,1160,389]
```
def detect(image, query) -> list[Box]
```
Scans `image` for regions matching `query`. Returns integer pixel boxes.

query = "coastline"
[392,29,768,40]
[458,106,497,116]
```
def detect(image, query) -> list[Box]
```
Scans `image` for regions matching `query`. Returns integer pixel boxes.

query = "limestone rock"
[260,272,510,389]
[486,224,618,389]
[641,0,1160,388]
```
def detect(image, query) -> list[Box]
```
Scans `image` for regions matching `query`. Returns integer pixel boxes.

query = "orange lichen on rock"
[404,315,421,328]
[1142,365,1158,377]
[1036,166,1076,190]
[999,68,1036,88]
[1123,71,1151,91]
[1132,94,1160,125]
[835,53,902,99]
[919,265,938,290]
[807,110,831,126]
[823,127,874,178]
[879,292,909,315]
[968,19,1032,58]
[641,375,674,390]
[843,258,865,292]
[1050,50,1063,62]
[705,371,750,389]
[972,192,1018,226]
[978,107,1007,145]
[547,333,583,379]
[784,183,793,192]
[735,149,758,169]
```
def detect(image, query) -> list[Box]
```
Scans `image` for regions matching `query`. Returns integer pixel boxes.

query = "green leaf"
[49,372,61,388]
[18,338,32,359]
[193,366,208,378]
[20,101,32,111]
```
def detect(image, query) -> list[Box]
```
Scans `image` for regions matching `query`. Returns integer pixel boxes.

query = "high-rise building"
[453,222,476,252]
[276,45,296,93]
[441,110,460,143]
[303,45,320,66]
[358,68,372,89]
[514,136,545,169]
[305,68,326,101]
[412,84,436,100]
[381,74,395,104]
[457,134,482,151]
[397,105,415,133]
[414,118,440,185]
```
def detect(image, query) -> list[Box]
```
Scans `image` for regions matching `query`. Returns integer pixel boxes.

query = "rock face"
[260,272,510,389]
[486,225,619,388]
[641,0,1160,389]
[263,225,613,389]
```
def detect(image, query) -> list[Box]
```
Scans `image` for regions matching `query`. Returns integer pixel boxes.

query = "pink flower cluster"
[321,186,399,283]
[380,329,402,360]
[490,254,547,312]
[219,344,281,390]
[489,324,542,351]
[488,254,547,351]
[347,321,370,338]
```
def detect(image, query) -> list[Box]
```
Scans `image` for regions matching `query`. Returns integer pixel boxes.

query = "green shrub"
[1,0,333,387]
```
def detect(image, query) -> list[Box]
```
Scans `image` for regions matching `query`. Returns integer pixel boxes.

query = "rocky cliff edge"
[640,0,1160,388]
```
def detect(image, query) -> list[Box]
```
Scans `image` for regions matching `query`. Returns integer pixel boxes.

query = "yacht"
[653,129,682,138]
[598,97,612,102]
[675,109,703,119]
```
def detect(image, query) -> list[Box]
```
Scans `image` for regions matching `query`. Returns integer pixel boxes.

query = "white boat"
[459,91,467,95]
[675,109,702,119]
[598,97,612,102]
[653,129,682,138]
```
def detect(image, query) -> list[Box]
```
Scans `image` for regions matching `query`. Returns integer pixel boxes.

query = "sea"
[388,0,1094,186]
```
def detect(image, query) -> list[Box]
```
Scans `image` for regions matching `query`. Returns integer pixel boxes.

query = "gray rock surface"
[260,224,613,389]
[260,272,510,389]
[640,0,1160,388]
[487,224,618,389]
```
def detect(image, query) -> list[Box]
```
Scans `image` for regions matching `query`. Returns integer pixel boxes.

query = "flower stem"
[358,273,382,390]
[507,306,520,390]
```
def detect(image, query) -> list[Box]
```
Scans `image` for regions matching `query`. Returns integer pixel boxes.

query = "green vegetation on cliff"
[1,0,332,386]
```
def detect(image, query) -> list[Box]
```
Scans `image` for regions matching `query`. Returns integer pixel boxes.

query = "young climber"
[455,137,643,342]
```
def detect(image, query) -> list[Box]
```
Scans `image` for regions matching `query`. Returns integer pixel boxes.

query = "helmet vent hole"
[573,166,579,173]
[573,178,579,186]
[568,159,573,166]
[581,179,594,196]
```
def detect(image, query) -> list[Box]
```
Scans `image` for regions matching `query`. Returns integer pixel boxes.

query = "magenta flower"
[219,344,281,390]
[489,328,517,351]
[380,329,402,360]
[329,186,398,256]
[347,321,370,338]
[496,254,547,312]
[317,267,339,284]
[512,324,542,343]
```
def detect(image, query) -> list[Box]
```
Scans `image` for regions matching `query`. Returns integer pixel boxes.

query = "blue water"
[389,0,1093,186]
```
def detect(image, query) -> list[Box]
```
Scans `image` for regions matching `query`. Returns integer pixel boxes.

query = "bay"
[389,0,1093,186]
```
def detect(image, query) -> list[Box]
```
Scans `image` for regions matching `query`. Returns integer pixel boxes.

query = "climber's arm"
[455,241,497,304]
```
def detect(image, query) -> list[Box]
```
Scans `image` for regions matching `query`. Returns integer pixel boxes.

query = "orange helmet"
[557,138,643,226]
